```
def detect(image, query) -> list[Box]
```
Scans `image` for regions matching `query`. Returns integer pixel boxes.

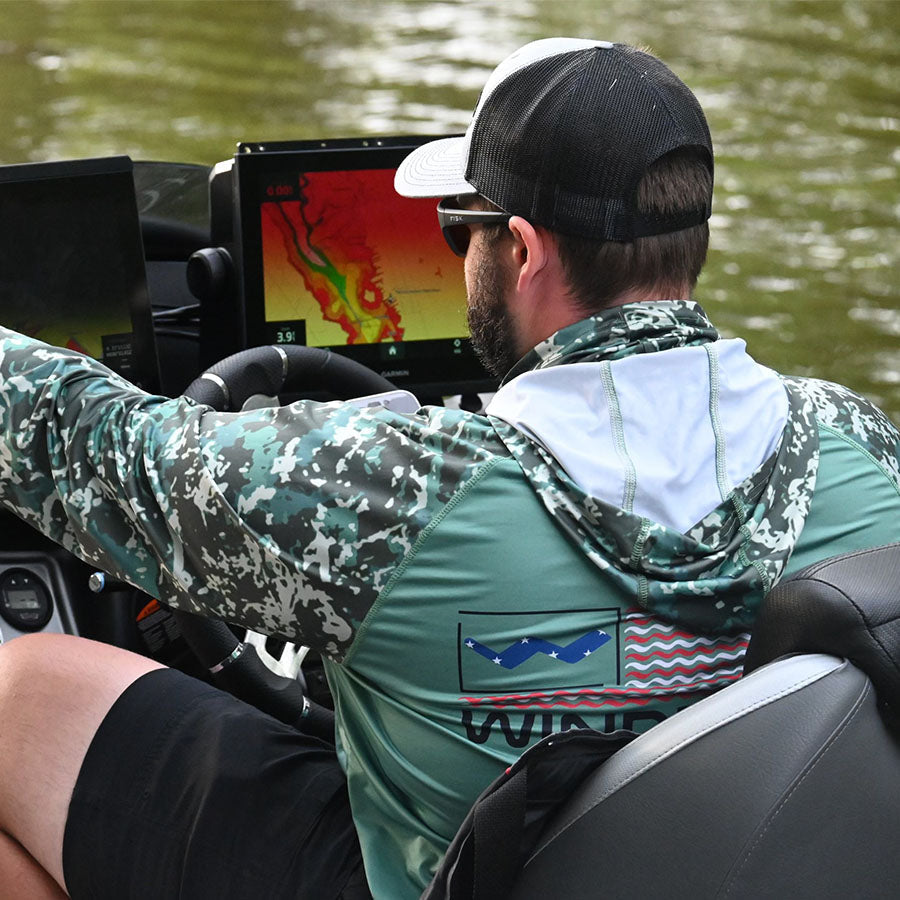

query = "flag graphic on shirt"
[464,630,611,669]
[622,611,748,690]
[457,608,621,694]
[459,608,747,710]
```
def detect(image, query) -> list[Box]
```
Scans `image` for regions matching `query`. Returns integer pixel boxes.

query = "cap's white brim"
[393,136,476,198]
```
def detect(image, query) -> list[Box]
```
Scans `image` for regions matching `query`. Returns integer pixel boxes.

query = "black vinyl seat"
[506,543,900,899]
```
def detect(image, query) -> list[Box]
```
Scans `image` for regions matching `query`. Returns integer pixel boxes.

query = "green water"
[0,0,897,421]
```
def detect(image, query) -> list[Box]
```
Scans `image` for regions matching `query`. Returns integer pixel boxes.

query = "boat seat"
[506,543,900,899]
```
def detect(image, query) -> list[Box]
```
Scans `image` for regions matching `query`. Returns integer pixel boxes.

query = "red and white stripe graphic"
[624,611,748,693]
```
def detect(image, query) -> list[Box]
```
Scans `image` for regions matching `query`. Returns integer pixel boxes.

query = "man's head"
[395,38,715,371]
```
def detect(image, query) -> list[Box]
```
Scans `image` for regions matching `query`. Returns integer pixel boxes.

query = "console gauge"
[0,569,53,631]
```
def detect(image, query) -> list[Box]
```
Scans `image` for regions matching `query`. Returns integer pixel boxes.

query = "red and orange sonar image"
[259,168,467,347]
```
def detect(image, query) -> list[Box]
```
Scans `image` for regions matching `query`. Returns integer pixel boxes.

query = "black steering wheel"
[170,345,398,741]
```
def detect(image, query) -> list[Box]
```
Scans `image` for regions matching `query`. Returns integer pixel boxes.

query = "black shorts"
[62,667,371,900]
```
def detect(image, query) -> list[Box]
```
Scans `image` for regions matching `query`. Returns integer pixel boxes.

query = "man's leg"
[0,632,164,895]
[0,830,67,898]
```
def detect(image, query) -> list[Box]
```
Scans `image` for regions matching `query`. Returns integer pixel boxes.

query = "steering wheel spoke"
[243,630,310,681]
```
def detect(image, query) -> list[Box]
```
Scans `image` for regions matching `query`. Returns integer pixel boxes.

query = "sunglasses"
[436,198,512,257]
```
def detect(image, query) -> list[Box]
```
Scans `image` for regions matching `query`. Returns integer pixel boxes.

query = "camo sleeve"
[0,329,504,658]
[783,375,900,489]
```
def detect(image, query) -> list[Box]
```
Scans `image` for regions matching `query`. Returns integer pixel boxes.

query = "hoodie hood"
[487,301,820,634]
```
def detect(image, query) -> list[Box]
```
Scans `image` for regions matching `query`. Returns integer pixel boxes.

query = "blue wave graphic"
[465,630,611,669]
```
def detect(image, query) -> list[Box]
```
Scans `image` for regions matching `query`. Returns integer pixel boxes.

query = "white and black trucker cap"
[395,38,713,242]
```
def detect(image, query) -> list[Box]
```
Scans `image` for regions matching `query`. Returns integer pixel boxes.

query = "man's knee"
[0,632,163,696]
[0,634,87,764]
[0,632,163,876]
[0,632,104,707]
[0,633,164,784]
[0,632,56,706]
[0,635,67,823]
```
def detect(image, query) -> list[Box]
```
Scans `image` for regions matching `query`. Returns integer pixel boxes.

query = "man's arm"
[0,329,499,659]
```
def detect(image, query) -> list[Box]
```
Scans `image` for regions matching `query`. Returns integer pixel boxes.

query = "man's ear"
[507,216,549,293]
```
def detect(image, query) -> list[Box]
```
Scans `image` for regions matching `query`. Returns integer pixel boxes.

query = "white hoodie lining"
[487,340,789,534]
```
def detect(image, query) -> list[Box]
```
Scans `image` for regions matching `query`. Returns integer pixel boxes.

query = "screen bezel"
[234,137,498,400]
[0,155,161,394]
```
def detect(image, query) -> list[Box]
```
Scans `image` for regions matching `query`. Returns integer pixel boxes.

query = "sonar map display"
[259,167,467,348]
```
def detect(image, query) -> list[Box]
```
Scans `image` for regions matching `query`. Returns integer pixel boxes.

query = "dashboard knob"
[186,246,233,302]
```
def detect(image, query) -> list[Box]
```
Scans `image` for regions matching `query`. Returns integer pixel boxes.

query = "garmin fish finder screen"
[260,168,466,347]
[238,141,493,395]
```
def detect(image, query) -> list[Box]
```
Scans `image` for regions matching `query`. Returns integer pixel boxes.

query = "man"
[0,37,897,900]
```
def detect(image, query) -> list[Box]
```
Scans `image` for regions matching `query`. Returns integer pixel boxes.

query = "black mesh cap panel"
[465,44,713,241]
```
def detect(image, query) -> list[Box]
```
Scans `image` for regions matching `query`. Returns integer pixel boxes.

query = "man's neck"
[504,218,692,359]
[517,287,693,358]
[602,286,692,308]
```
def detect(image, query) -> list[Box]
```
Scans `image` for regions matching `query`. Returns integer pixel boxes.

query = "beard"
[466,248,520,378]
